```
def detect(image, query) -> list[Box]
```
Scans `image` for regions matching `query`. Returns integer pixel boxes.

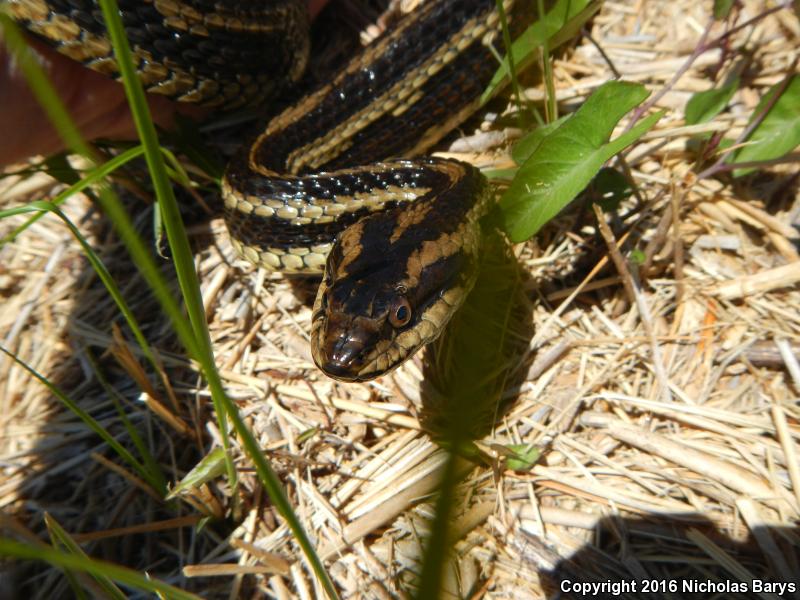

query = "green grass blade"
[0,538,202,600]
[0,145,145,246]
[0,346,157,490]
[495,0,524,121]
[95,1,339,595]
[480,0,601,105]
[415,234,529,598]
[413,452,461,599]
[84,349,168,496]
[45,514,127,600]
[537,0,557,123]
[92,0,238,498]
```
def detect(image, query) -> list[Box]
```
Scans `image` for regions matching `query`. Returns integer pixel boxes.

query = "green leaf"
[500,81,663,242]
[482,0,601,104]
[585,167,634,212]
[729,75,800,176]
[482,167,517,181]
[296,427,320,444]
[629,248,646,265]
[168,447,228,499]
[511,115,569,165]
[505,444,540,472]
[713,0,735,19]
[685,76,739,125]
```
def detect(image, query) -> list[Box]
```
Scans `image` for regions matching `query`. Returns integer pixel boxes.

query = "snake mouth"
[317,334,366,381]
[311,314,385,382]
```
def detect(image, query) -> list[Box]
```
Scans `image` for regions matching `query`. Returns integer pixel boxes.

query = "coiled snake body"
[10,0,529,381]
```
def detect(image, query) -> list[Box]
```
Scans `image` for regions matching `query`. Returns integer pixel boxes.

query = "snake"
[9,0,530,381]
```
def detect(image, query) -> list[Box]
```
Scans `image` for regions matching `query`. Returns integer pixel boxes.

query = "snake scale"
[9,0,530,381]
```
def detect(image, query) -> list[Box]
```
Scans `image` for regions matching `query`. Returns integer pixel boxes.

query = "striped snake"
[10,0,530,381]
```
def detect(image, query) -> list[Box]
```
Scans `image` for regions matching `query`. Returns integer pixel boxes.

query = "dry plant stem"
[624,16,714,133]
[704,152,800,173]
[775,338,800,389]
[90,452,162,502]
[316,457,468,561]
[744,341,800,369]
[670,183,685,302]
[582,414,785,507]
[615,154,646,206]
[686,529,773,591]
[640,190,672,274]
[736,499,796,584]
[709,1,792,46]
[709,261,800,300]
[71,515,202,543]
[592,204,672,402]
[768,389,800,511]
[581,26,620,79]
[527,229,633,351]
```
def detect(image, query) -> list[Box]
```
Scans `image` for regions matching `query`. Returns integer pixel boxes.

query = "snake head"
[310,205,479,382]
[311,279,411,381]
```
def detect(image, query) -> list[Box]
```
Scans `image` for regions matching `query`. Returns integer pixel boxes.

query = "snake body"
[11,0,529,381]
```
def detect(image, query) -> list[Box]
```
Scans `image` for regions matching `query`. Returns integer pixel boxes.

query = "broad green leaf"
[168,447,228,499]
[511,114,569,165]
[713,0,735,19]
[729,75,800,176]
[685,77,740,125]
[482,167,517,181]
[482,0,601,104]
[500,81,663,242]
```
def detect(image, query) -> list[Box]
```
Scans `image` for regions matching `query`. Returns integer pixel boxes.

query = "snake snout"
[313,315,382,381]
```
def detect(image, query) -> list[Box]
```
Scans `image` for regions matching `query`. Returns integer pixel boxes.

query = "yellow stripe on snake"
[10,0,531,381]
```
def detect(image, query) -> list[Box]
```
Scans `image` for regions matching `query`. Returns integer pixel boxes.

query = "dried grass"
[2,0,798,597]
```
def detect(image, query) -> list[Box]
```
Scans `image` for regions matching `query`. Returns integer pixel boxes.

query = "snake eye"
[388,297,412,328]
